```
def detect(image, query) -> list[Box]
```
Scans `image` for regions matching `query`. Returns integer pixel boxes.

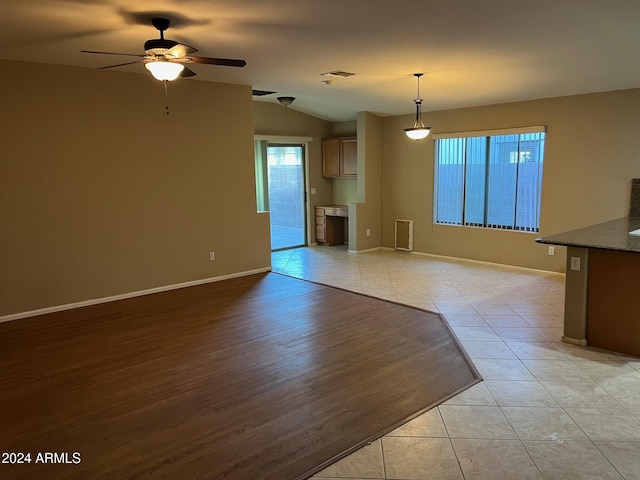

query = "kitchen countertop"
[316,205,349,217]
[536,216,640,253]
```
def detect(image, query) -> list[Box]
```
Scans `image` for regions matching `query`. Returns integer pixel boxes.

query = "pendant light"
[277,96,296,107]
[404,73,431,140]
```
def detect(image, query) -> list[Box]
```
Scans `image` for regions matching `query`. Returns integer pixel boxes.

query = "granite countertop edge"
[536,216,640,253]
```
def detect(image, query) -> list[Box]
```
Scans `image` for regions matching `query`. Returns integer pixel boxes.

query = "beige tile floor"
[271,245,640,480]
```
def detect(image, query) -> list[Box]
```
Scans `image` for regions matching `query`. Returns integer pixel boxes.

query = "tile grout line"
[377,437,388,480]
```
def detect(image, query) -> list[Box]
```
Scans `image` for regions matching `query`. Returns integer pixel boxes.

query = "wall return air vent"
[395,219,414,252]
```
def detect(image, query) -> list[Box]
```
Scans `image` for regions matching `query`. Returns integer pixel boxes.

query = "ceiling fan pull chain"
[164,79,170,115]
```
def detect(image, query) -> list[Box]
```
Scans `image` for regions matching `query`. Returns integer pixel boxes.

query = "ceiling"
[4,0,640,122]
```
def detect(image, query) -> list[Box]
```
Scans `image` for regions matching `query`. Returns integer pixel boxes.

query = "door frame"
[254,135,313,249]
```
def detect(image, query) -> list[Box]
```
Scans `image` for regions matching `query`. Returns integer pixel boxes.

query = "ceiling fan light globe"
[404,127,431,140]
[145,61,184,81]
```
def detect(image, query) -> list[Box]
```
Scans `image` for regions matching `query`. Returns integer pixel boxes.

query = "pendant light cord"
[414,73,424,126]
[414,73,423,104]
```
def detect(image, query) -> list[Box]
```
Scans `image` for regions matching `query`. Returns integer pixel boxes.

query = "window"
[433,126,546,233]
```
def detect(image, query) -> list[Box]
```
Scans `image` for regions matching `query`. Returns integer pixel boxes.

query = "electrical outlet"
[366,228,371,237]
[570,256,580,271]
[548,246,555,256]
[209,252,216,261]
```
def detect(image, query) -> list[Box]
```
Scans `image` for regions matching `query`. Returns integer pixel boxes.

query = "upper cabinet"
[340,137,357,176]
[322,137,357,178]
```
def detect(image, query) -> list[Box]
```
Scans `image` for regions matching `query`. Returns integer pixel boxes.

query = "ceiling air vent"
[320,70,355,78]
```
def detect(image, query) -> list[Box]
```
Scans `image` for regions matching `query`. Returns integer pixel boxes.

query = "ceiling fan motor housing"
[144,38,178,54]
[145,18,177,54]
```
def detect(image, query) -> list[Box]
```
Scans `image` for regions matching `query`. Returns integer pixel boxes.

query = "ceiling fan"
[82,17,246,81]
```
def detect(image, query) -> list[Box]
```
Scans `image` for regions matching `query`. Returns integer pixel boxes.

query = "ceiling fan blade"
[97,60,143,70]
[187,56,246,67]
[82,50,145,58]
[180,66,196,77]
[165,43,197,59]
[180,43,199,55]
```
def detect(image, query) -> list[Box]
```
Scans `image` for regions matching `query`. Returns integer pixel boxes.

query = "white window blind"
[434,127,546,233]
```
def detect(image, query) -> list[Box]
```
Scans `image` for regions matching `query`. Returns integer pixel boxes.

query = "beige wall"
[0,60,271,316]
[331,121,357,137]
[333,178,358,205]
[5,62,638,317]
[350,112,383,251]
[382,89,640,272]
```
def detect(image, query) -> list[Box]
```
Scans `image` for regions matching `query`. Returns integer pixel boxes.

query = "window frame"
[432,126,546,233]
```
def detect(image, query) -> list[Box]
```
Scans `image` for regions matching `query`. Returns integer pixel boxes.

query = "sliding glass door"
[266,144,306,250]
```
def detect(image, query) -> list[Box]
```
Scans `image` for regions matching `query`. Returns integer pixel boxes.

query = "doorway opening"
[255,139,308,251]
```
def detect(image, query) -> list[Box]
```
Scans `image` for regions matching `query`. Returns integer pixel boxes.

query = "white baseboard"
[561,336,588,346]
[380,247,564,277]
[0,267,272,324]
[348,247,382,254]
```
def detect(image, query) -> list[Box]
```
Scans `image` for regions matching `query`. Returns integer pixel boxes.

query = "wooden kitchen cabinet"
[322,137,357,178]
[315,207,326,243]
[340,137,357,176]
[315,206,348,245]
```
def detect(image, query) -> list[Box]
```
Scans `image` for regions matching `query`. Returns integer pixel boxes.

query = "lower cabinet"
[315,206,347,245]
[315,207,326,243]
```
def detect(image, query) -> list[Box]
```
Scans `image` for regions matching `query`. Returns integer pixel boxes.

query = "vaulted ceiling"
[4,0,640,121]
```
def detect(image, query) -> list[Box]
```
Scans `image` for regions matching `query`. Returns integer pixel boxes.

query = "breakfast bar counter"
[537,217,640,253]
[537,217,640,356]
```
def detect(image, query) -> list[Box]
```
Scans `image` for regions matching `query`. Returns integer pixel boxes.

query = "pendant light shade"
[404,73,431,140]
[145,60,185,81]
[277,96,296,107]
